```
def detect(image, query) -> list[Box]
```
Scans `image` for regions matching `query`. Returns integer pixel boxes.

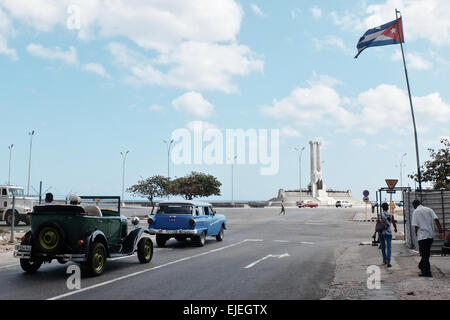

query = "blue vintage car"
[148,201,226,247]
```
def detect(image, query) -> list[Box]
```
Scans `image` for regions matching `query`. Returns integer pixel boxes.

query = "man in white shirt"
[411,200,443,277]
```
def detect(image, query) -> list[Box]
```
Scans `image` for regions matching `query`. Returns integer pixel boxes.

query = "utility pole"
[294,147,305,202]
[400,153,407,188]
[120,150,129,207]
[8,144,13,185]
[163,139,174,200]
[27,130,35,196]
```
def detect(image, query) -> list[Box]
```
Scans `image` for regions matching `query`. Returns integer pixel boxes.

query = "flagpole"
[395,9,423,200]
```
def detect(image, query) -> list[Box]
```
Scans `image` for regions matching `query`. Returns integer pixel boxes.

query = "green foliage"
[170,172,222,200]
[409,138,450,189]
[127,172,222,209]
[127,175,170,212]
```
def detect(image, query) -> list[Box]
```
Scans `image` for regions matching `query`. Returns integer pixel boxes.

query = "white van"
[335,200,352,208]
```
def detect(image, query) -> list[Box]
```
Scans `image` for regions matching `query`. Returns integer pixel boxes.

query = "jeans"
[418,238,433,276]
[379,233,392,263]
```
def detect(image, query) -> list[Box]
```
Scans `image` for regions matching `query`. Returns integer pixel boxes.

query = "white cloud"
[250,4,265,17]
[260,80,356,128]
[1,1,261,93]
[312,35,351,55]
[355,84,450,134]
[0,8,18,59]
[310,6,322,19]
[172,91,215,119]
[26,43,112,79]
[308,72,343,88]
[332,0,450,45]
[1,0,243,50]
[0,0,65,32]
[280,126,301,138]
[108,41,263,93]
[83,62,111,78]
[261,74,450,136]
[26,43,78,64]
[391,50,432,71]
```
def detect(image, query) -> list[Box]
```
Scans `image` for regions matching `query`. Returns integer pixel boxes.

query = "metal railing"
[404,189,449,252]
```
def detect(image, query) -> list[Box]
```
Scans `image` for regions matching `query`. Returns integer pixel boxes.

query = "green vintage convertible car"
[14,196,153,276]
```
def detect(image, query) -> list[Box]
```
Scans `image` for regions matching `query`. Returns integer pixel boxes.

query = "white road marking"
[300,241,314,245]
[244,253,290,269]
[109,254,136,261]
[0,263,19,270]
[47,239,261,300]
[274,240,290,243]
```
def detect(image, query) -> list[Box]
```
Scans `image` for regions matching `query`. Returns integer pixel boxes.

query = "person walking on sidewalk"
[411,200,443,277]
[378,202,397,268]
[279,200,286,215]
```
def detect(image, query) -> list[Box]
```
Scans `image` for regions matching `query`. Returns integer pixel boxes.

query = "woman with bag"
[376,202,397,267]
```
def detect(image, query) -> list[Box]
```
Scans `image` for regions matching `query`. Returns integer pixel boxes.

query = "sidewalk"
[0,228,26,268]
[323,241,450,299]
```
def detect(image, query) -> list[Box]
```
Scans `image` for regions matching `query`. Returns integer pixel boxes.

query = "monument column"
[316,141,321,173]
[309,141,316,196]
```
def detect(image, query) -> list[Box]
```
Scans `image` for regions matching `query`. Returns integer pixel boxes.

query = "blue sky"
[0,0,449,201]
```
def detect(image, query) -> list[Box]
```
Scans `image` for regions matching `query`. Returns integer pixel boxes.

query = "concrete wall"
[269,189,363,207]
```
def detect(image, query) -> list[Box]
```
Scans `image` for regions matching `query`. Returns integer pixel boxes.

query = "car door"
[203,206,215,235]
[104,215,122,245]
[0,188,7,211]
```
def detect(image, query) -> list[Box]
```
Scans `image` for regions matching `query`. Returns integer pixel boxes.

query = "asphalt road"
[0,206,374,300]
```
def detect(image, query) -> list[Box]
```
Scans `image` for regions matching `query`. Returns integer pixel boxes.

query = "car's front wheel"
[85,242,107,277]
[156,235,167,247]
[137,237,153,263]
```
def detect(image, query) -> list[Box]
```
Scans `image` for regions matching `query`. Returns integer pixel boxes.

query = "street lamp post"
[163,139,174,200]
[8,144,13,185]
[27,130,35,196]
[294,147,305,202]
[400,153,407,188]
[120,151,129,207]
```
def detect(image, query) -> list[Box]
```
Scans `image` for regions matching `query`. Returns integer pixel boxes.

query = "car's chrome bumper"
[14,247,86,262]
[148,228,198,235]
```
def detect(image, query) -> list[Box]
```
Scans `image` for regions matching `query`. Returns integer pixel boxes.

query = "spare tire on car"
[34,222,65,254]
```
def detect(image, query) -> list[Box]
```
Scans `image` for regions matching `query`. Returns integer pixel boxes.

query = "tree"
[170,171,221,200]
[409,138,450,190]
[127,175,170,213]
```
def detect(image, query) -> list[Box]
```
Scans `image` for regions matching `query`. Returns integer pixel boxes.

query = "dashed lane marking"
[47,239,263,300]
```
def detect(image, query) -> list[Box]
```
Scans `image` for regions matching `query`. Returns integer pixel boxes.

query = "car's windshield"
[8,188,24,197]
[157,205,193,215]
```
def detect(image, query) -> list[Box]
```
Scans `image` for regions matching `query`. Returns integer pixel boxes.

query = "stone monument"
[309,140,331,204]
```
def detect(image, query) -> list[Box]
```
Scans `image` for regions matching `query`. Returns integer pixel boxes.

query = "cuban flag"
[355,17,404,58]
